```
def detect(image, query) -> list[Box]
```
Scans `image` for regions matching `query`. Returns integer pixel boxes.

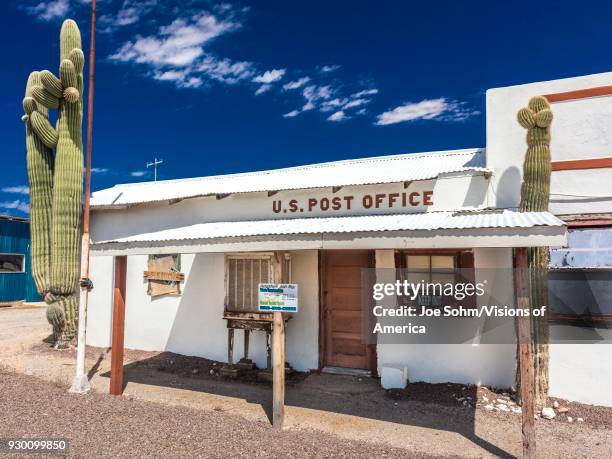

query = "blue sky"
[1,0,611,216]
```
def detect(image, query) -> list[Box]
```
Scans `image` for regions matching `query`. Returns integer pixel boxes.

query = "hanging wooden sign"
[143,271,185,282]
[145,254,182,297]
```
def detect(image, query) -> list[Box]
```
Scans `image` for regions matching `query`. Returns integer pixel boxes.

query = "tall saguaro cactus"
[23,19,84,345]
[516,95,553,407]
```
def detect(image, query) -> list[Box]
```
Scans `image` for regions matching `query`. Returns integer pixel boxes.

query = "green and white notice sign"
[258,283,298,312]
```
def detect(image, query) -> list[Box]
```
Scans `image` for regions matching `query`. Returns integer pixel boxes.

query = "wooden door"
[322,250,375,370]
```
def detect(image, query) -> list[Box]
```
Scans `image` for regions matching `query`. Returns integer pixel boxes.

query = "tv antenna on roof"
[146,157,164,181]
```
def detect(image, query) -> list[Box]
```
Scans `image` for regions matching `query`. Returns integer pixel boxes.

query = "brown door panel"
[322,250,374,370]
[327,266,363,287]
[330,310,361,334]
[328,288,362,310]
[330,353,368,369]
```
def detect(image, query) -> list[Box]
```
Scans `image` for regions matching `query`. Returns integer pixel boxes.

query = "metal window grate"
[227,257,271,312]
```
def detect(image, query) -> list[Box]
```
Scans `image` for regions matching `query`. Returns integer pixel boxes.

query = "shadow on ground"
[101,352,514,458]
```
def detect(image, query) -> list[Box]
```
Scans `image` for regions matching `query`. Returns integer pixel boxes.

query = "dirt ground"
[0,371,425,459]
[1,305,611,458]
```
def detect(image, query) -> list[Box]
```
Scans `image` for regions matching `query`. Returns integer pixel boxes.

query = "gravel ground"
[0,370,436,459]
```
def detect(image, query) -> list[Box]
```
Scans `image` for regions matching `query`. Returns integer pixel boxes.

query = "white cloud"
[376,98,479,125]
[197,57,255,85]
[110,11,260,89]
[2,186,29,195]
[302,85,333,111]
[283,110,301,118]
[130,170,147,177]
[110,12,240,68]
[255,84,272,95]
[114,0,156,26]
[0,200,29,214]
[355,108,367,116]
[27,0,69,21]
[91,167,109,174]
[252,69,286,84]
[153,69,204,88]
[319,98,347,112]
[283,77,310,91]
[343,98,369,110]
[100,0,158,31]
[287,83,378,120]
[352,88,378,98]
[327,111,348,122]
[320,65,340,73]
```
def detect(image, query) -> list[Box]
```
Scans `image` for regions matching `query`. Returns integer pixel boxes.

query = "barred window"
[226,254,291,313]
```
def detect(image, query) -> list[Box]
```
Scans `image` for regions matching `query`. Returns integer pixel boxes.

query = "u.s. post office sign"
[270,184,434,217]
[258,283,299,312]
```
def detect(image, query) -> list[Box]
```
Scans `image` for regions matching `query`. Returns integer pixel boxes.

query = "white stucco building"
[86,72,612,406]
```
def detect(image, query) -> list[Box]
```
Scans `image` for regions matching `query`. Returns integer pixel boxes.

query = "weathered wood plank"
[271,251,287,429]
[143,270,185,282]
[272,310,285,430]
[227,328,234,365]
[110,256,127,396]
[515,247,536,459]
[244,329,250,360]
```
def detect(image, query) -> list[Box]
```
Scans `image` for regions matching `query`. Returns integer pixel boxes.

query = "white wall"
[86,256,114,347]
[486,71,612,213]
[549,327,612,407]
[86,250,320,372]
[374,248,517,389]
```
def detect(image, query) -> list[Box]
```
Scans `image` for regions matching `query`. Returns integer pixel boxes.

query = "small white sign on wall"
[258,283,299,312]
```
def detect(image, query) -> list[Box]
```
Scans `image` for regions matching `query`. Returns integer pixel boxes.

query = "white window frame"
[0,253,26,274]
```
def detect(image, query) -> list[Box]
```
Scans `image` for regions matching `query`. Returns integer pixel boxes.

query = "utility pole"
[146,157,164,181]
[71,0,96,394]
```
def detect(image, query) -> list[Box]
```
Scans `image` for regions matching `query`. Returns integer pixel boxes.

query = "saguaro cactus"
[517,95,553,407]
[23,19,84,345]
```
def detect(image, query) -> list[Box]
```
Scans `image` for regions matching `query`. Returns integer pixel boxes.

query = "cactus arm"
[60,59,77,89]
[22,97,37,114]
[30,111,59,148]
[59,59,80,103]
[40,70,63,98]
[31,85,60,109]
[517,108,535,129]
[68,48,84,73]
[535,109,553,128]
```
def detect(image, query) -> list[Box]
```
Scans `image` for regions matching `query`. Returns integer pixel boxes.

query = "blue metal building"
[0,215,41,303]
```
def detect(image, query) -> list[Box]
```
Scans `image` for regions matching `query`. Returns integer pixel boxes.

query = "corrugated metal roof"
[94,210,563,245]
[91,148,488,208]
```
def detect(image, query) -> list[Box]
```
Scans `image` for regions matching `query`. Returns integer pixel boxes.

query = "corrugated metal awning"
[91,210,567,256]
[91,148,488,208]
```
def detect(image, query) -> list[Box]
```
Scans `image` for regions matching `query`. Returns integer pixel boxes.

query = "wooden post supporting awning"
[110,256,127,396]
[271,251,288,430]
[515,247,536,459]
